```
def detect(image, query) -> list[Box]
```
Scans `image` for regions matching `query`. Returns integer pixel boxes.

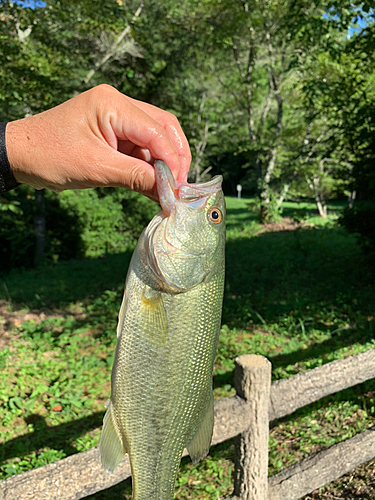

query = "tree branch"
[82,0,145,87]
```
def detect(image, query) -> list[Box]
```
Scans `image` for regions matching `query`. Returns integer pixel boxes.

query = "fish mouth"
[177,176,223,201]
[154,160,223,215]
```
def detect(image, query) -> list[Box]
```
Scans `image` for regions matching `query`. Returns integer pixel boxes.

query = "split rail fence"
[1,348,375,500]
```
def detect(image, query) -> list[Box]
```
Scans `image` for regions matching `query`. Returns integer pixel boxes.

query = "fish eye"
[208,207,223,224]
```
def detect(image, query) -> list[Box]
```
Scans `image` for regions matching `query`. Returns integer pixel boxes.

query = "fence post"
[232,354,272,500]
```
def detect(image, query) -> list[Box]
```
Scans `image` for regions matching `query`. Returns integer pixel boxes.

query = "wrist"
[0,122,19,193]
[5,118,47,190]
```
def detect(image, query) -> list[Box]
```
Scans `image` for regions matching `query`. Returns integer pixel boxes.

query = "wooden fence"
[1,348,375,500]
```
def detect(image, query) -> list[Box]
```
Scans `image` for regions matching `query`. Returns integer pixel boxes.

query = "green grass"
[0,196,374,499]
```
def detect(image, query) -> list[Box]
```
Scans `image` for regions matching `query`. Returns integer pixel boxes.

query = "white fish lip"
[154,160,176,215]
[154,160,223,213]
[177,176,223,201]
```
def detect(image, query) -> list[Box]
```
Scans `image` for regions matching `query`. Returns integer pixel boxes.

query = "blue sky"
[14,0,45,7]
[323,8,373,37]
[349,11,372,33]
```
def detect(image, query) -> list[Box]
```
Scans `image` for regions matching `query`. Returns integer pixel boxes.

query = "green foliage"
[0,1,375,496]
[0,188,157,274]
[334,95,375,254]
[0,1,72,118]
[0,188,81,273]
[57,189,158,258]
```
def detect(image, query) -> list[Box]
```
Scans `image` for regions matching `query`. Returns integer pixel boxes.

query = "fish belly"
[111,258,223,500]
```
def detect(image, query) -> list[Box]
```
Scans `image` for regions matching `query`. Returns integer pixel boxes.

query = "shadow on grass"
[280,199,346,221]
[2,218,373,323]
[1,214,375,467]
[2,201,375,499]
[224,205,258,230]
[1,223,374,377]
[0,251,133,309]
[214,223,374,389]
[224,225,374,329]
[0,411,104,465]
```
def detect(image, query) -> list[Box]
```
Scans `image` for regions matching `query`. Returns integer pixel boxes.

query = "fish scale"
[100,160,225,500]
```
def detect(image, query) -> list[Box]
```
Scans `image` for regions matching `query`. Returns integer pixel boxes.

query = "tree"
[299,8,375,217]
[192,0,342,220]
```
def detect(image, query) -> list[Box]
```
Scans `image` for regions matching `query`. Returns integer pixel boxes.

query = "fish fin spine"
[99,400,126,473]
[186,392,214,464]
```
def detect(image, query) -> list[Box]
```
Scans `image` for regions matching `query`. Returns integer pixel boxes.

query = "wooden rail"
[268,427,375,500]
[225,349,375,500]
[1,348,375,500]
[269,348,375,421]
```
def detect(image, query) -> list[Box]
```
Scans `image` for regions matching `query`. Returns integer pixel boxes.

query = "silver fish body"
[100,161,225,500]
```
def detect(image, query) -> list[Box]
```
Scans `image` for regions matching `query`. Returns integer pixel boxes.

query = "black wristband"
[0,122,19,194]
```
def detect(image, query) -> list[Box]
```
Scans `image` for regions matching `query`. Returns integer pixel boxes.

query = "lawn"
[0,196,374,499]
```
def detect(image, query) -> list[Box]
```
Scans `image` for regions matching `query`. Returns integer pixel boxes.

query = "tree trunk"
[316,198,327,218]
[258,35,283,223]
[348,189,356,209]
[259,184,271,223]
[190,94,209,183]
[276,171,297,209]
[306,172,327,219]
[81,0,145,88]
[259,144,280,222]
[34,189,46,266]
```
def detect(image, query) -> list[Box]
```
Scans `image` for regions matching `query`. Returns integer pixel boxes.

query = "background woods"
[1,1,375,499]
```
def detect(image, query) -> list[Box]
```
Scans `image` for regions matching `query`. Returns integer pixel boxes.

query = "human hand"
[6,84,191,201]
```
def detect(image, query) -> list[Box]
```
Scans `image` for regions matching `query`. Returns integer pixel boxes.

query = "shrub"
[0,187,158,274]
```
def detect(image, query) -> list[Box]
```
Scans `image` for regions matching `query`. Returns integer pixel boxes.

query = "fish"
[99,160,225,500]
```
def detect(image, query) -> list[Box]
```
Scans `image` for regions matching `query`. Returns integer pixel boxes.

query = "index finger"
[99,96,183,183]
[126,97,192,182]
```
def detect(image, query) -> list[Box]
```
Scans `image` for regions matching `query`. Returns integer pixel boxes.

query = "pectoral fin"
[116,294,127,339]
[186,392,214,464]
[100,400,126,473]
[140,290,168,345]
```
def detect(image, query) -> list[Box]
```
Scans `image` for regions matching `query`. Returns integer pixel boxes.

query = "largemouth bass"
[100,160,225,500]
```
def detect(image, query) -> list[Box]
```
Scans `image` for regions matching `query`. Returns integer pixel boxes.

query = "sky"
[349,13,371,36]
[13,0,45,7]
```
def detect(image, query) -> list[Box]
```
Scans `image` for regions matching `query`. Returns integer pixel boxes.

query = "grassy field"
[0,196,374,499]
